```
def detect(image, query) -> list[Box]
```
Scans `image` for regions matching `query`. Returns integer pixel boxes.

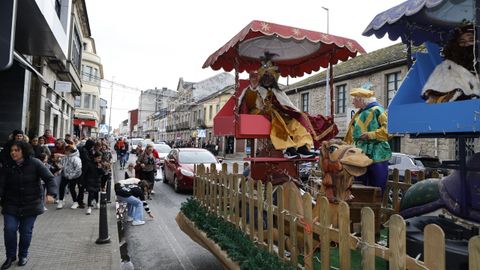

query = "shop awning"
[73,119,96,127]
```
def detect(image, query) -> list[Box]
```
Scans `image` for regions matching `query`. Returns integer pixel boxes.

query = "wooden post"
[198,165,205,204]
[289,186,298,266]
[212,164,218,215]
[361,207,375,270]
[469,236,480,270]
[221,164,228,218]
[257,181,264,245]
[277,186,286,260]
[389,214,406,270]
[339,202,351,270]
[228,174,234,221]
[266,183,274,253]
[318,196,330,270]
[404,169,412,185]
[222,174,228,218]
[240,176,247,230]
[424,224,445,270]
[393,169,400,212]
[233,162,239,174]
[193,164,197,199]
[234,176,241,228]
[249,179,255,241]
[303,193,313,270]
[417,170,425,181]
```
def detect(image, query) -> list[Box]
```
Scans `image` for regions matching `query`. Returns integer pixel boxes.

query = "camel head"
[320,139,373,202]
[321,139,372,177]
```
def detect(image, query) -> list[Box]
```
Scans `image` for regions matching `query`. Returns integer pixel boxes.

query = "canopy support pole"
[329,63,334,121]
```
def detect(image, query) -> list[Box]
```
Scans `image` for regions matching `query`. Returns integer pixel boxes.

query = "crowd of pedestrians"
[0,129,114,269]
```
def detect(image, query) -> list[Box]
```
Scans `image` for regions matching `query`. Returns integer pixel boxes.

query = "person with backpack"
[57,145,82,209]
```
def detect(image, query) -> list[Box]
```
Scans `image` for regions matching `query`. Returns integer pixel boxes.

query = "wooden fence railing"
[192,163,479,270]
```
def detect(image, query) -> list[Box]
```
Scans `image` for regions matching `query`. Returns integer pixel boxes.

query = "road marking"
[155,216,196,269]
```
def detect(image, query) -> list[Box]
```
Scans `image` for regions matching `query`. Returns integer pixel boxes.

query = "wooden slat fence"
[193,163,479,270]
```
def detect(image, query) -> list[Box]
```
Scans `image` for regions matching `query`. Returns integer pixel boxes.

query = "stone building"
[161,73,234,143]
[285,43,478,161]
[0,0,98,144]
[74,37,103,138]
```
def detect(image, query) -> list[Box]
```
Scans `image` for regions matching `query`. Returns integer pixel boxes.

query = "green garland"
[181,197,295,270]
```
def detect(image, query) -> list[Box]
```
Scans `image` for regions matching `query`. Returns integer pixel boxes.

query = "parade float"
[176,6,480,268]
[363,0,480,269]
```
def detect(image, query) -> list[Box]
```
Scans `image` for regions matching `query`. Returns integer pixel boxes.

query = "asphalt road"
[117,156,245,270]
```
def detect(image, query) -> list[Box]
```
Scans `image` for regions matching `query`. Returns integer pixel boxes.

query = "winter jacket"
[136,152,156,172]
[60,149,82,180]
[0,157,57,217]
[83,159,104,192]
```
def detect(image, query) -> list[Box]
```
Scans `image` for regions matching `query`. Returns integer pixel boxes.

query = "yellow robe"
[243,87,313,150]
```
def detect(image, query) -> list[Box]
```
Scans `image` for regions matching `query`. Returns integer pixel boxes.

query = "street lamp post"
[322,7,333,118]
[108,76,114,136]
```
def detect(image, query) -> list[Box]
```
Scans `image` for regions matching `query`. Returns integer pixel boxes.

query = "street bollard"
[106,175,112,203]
[96,191,111,244]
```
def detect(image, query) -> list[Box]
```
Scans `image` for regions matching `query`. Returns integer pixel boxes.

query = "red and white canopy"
[203,20,366,77]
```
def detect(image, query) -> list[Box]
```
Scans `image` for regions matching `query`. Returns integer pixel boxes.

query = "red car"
[163,148,221,192]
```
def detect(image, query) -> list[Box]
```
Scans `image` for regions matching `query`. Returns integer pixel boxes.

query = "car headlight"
[180,168,194,177]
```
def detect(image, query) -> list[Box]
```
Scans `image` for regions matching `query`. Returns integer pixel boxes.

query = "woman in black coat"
[0,141,56,269]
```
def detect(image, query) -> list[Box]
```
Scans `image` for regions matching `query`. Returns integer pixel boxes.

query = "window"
[216,104,220,113]
[55,0,62,18]
[301,93,309,113]
[455,138,475,160]
[72,29,82,71]
[203,108,206,121]
[386,72,401,106]
[209,105,213,120]
[193,111,197,120]
[335,84,346,114]
[83,93,91,109]
[74,96,82,108]
[82,65,99,84]
[92,95,97,110]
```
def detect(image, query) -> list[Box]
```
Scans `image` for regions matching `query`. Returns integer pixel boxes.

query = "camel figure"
[277,140,373,253]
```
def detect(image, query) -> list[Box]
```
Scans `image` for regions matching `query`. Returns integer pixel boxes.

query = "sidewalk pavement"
[0,173,121,270]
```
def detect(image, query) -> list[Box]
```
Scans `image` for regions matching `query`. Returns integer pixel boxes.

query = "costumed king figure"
[239,53,337,158]
[344,87,392,192]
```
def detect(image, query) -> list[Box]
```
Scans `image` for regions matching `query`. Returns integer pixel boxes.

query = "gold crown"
[258,60,280,80]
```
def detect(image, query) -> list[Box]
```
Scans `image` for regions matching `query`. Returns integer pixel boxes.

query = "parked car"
[153,143,172,166]
[129,138,144,153]
[388,152,425,182]
[163,148,221,192]
[411,155,449,178]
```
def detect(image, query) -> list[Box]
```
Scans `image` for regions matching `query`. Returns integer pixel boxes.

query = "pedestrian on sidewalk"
[136,144,157,194]
[77,139,95,209]
[57,145,82,209]
[84,151,105,215]
[0,141,56,269]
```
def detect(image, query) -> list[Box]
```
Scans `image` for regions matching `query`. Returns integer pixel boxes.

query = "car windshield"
[415,158,440,168]
[131,139,143,145]
[413,159,424,166]
[154,144,171,153]
[179,151,217,164]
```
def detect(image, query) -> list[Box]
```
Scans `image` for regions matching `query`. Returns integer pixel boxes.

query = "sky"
[85,0,405,129]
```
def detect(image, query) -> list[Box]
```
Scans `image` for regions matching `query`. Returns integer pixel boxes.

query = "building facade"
[74,37,103,138]
[0,0,94,144]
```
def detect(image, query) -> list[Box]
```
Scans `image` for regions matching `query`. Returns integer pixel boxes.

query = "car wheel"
[162,168,168,183]
[173,176,180,193]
